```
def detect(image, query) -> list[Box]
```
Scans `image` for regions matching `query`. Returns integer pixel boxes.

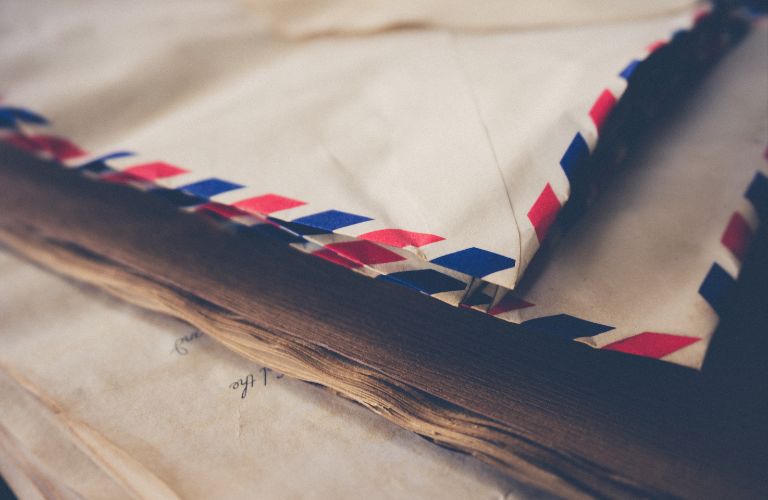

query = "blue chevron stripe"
[698,263,736,316]
[522,314,614,341]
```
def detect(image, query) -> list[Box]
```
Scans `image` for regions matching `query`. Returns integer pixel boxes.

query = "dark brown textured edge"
[1,147,767,498]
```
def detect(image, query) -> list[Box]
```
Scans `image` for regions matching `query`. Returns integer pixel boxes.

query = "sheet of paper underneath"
[0,251,532,499]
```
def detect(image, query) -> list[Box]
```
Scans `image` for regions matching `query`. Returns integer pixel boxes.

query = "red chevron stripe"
[311,248,361,269]
[528,183,561,242]
[234,194,306,215]
[721,212,752,262]
[588,90,617,131]
[123,161,188,180]
[325,240,406,266]
[358,229,444,248]
[647,40,667,53]
[602,332,699,359]
[488,295,534,316]
[196,202,250,218]
[3,133,85,161]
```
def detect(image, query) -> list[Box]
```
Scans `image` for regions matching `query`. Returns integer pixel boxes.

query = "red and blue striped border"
[0,7,749,366]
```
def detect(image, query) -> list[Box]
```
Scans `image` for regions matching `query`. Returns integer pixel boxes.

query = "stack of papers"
[1,0,765,368]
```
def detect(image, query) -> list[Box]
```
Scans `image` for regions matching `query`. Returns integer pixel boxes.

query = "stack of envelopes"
[1,0,765,372]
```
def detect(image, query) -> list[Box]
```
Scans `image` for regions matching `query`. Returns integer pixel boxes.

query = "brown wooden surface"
[1,145,767,498]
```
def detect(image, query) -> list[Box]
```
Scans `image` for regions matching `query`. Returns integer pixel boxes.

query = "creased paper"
[0,251,524,499]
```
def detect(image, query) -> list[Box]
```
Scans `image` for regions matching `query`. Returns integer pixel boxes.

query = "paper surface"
[246,0,698,37]
[0,251,526,499]
[0,0,706,291]
[0,1,766,368]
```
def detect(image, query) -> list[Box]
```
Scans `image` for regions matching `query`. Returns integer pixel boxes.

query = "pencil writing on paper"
[172,330,203,355]
[230,368,284,398]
